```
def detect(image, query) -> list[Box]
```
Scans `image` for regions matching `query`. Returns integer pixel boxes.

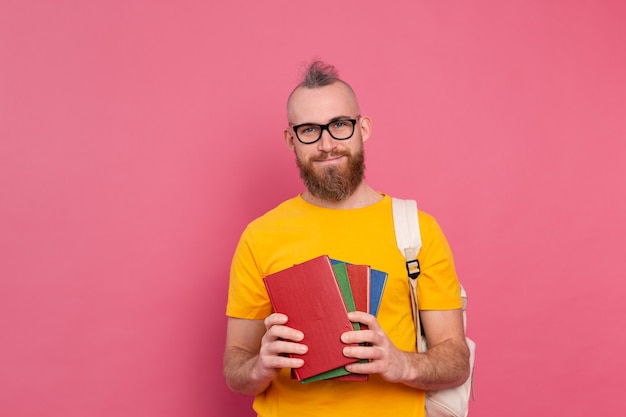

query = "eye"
[300,125,317,134]
[332,121,347,128]
[296,125,321,138]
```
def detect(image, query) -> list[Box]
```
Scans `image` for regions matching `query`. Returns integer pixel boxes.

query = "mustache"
[313,150,350,161]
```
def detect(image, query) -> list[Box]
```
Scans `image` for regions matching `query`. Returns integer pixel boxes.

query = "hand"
[341,311,410,383]
[253,313,308,382]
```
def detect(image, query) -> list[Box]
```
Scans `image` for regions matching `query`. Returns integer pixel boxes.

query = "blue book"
[369,269,387,317]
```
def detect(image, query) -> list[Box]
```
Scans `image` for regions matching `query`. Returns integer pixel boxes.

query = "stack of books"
[263,255,388,383]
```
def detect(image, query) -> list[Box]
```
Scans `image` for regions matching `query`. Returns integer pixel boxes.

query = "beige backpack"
[392,198,476,417]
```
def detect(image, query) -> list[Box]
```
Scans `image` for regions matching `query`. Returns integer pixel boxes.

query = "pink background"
[1,1,625,416]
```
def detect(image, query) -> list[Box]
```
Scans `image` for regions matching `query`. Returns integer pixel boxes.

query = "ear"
[284,127,296,151]
[359,116,373,143]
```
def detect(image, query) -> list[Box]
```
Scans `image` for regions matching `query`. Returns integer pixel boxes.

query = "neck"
[301,182,383,209]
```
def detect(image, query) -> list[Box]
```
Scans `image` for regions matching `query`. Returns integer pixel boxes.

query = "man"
[224,61,470,417]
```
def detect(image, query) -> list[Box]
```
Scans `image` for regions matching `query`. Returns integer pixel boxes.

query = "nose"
[317,128,337,152]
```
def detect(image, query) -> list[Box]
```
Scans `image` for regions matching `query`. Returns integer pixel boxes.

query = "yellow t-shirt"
[227,194,462,417]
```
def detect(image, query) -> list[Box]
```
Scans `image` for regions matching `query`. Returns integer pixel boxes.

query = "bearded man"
[223,61,470,417]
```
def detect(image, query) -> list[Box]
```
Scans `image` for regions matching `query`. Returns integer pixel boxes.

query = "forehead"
[287,82,359,124]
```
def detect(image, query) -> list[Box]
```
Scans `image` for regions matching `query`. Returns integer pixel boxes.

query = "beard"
[296,148,366,202]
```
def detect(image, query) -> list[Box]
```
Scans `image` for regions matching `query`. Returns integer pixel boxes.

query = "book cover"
[331,262,360,329]
[369,268,388,317]
[263,255,360,381]
[345,264,370,319]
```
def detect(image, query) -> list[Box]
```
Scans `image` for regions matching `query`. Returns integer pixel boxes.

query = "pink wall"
[1,1,625,416]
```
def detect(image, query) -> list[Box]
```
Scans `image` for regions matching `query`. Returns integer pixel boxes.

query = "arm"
[341,309,470,390]
[223,314,308,396]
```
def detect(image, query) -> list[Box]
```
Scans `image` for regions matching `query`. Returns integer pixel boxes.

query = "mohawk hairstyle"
[300,60,340,88]
[286,60,359,118]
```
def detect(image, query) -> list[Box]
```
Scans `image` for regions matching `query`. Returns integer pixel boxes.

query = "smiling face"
[285,82,372,201]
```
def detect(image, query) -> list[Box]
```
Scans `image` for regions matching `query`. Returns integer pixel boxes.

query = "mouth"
[313,152,348,164]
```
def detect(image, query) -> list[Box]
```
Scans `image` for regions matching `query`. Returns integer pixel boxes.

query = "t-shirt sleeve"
[416,213,463,310]
[226,226,273,320]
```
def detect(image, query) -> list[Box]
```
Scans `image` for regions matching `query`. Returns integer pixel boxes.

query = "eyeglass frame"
[289,116,361,144]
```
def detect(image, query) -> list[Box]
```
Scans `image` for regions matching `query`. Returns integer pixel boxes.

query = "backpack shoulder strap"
[391,198,422,279]
[392,198,427,351]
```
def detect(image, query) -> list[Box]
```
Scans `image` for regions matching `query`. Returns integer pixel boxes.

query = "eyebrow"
[294,116,354,126]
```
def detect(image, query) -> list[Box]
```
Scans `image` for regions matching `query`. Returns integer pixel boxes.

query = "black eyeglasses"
[290,117,360,144]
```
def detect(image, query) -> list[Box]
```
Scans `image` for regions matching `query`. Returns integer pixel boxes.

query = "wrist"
[400,351,422,383]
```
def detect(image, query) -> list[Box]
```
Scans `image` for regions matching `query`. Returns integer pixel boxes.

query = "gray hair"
[299,60,340,88]
[287,60,358,117]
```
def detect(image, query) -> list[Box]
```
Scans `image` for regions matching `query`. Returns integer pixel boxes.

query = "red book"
[330,263,371,382]
[263,255,360,381]
[345,264,370,323]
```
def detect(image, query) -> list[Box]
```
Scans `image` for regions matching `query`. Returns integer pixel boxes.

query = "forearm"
[223,346,273,396]
[400,337,470,391]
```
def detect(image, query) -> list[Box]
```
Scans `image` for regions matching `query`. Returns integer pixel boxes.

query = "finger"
[342,344,381,361]
[341,328,376,345]
[264,313,288,328]
[347,311,377,328]
[264,313,305,342]
[260,353,305,370]
[345,360,385,375]
[265,324,305,343]
[266,339,308,357]
[260,340,308,371]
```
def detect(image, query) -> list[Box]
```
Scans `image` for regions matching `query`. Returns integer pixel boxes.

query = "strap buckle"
[406,259,420,280]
